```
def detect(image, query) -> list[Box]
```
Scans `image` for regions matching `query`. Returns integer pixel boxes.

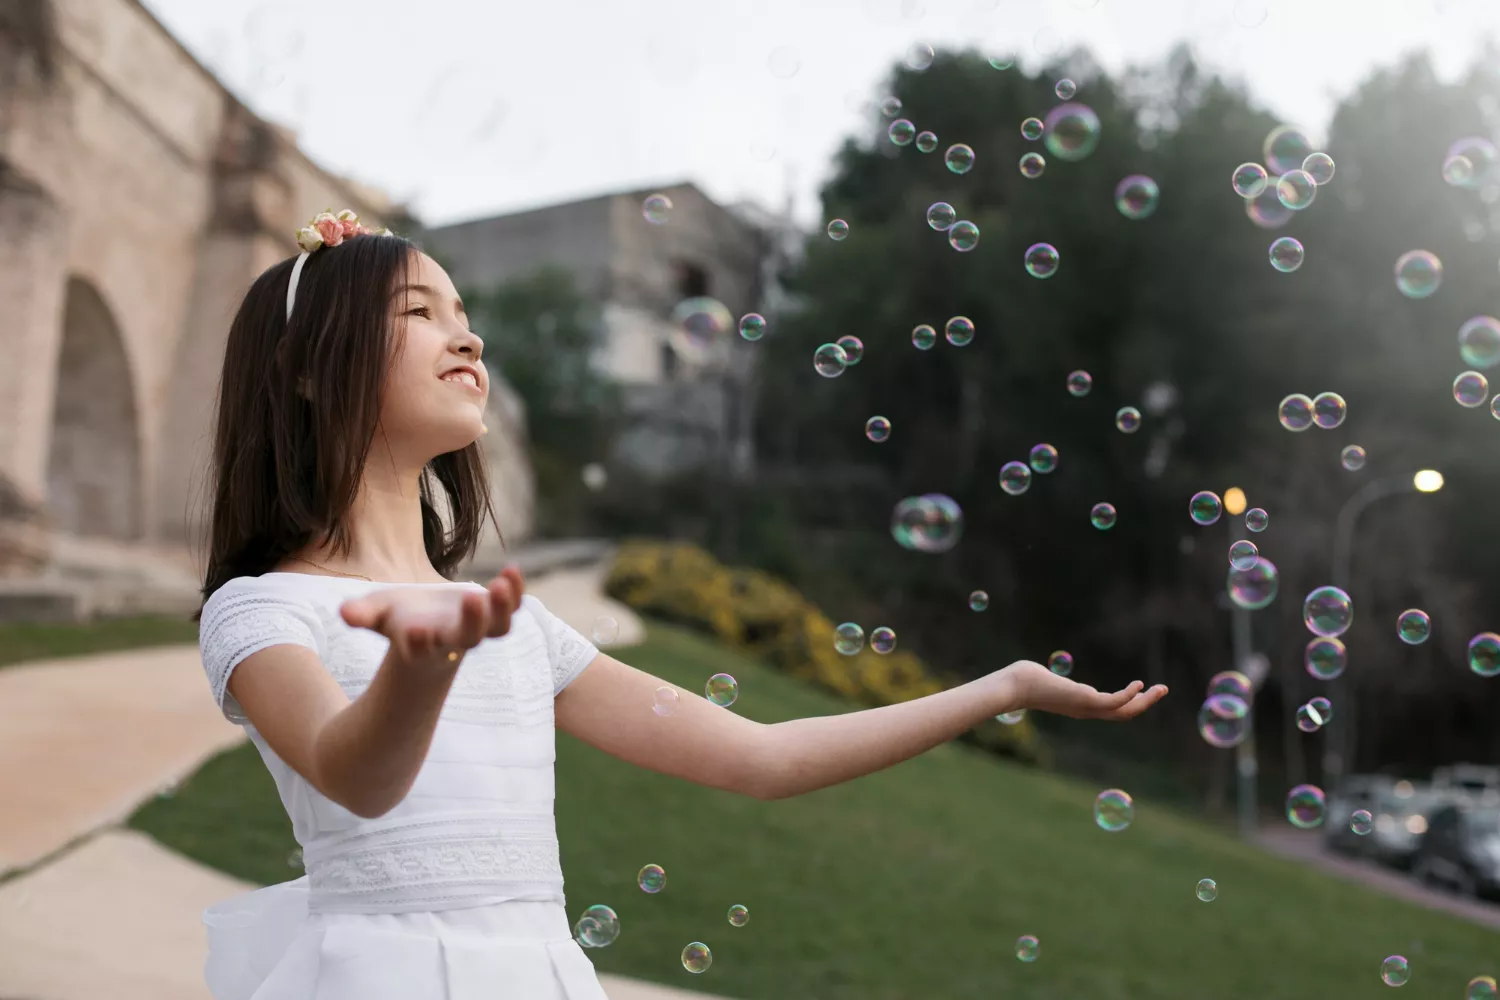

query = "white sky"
[140,0,1500,228]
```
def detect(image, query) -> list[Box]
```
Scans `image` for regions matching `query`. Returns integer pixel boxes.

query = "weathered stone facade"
[0,0,534,589]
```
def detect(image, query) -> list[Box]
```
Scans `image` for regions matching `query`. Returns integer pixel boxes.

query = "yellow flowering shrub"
[604,540,1045,765]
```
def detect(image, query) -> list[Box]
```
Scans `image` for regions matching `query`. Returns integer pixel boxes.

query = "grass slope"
[0,616,199,669]
[131,623,1496,1000]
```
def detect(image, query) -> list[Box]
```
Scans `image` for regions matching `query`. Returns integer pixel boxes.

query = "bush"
[605,539,1046,765]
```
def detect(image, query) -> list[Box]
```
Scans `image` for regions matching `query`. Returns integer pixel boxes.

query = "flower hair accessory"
[285,209,395,321]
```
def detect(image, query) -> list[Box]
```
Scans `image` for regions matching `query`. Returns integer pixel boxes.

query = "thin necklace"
[287,556,373,582]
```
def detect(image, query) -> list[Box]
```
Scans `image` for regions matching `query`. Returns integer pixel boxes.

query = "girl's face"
[381,252,489,462]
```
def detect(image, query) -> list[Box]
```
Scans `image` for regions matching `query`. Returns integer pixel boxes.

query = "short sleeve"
[523,595,599,695]
[199,577,325,723]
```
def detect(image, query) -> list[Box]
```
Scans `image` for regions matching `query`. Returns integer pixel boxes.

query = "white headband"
[285,251,311,322]
[284,210,394,324]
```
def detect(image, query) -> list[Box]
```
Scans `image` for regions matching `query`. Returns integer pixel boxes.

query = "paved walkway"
[0,562,713,1000]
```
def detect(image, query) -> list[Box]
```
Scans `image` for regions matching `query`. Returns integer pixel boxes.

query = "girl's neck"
[284,468,450,585]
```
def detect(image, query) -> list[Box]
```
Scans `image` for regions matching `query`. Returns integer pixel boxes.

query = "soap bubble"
[888,119,916,146]
[1067,370,1093,396]
[1228,557,1280,610]
[1303,586,1354,637]
[1305,637,1347,680]
[1459,316,1500,368]
[1448,136,1499,187]
[1312,391,1346,428]
[1295,701,1326,732]
[1470,632,1500,677]
[1043,103,1101,161]
[705,673,739,706]
[681,942,713,974]
[642,194,673,224]
[904,40,934,70]
[1229,540,1259,570]
[593,616,619,644]
[1247,185,1294,229]
[727,904,749,927]
[1493,395,1500,419]
[669,297,733,360]
[1397,609,1431,645]
[1276,169,1317,210]
[652,686,679,716]
[1340,445,1366,471]
[1444,154,1475,186]
[988,54,1015,71]
[1090,502,1117,530]
[926,202,957,231]
[1189,491,1223,525]
[1207,670,1252,699]
[1395,250,1442,298]
[1351,809,1374,835]
[1025,242,1060,278]
[1245,508,1269,532]
[1000,461,1033,496]
[1308,695,1333,722]
[1232,162,1269,198]
[1196,878,1218,901]
[865,416,891,442]
[879,97,902,117]
[1278,393,1314,431]
[1055,78,1077,100]
[1455,370,1490,407]
[891,494,963,552]
[1264,125,1313,175]
[1302,152,1335,185]
[287,846,303,869]
[1048,650,1074,677]
[738,313,766,341]
[969,590,989,611]
[1015,934,1040,962]
[1198,693,1250,748]
[1019,152,1046,178]
[1029,443,1059,473]
[1021,117,1044,140]
[948,221,980,252]
[1094,788,1134,831]
[574,905,620,948]
[945,143,975,174]
[1269,237,1304,273]
[1116,406,1142,432]
[835,622,865,655]
[835,335,864,365]
[1115,175,1160,220]
[1381,955,1409,988]
[915,130,938,153]
[942,316,974,347]
[1468,976,1498,1000]
[1286,784,1327,828]
[638,864,666,893]
[813,343,848,378]
[997,709,1027,724]
[827,218,850,241]
[870,626,897,654]
[912,324,937,350]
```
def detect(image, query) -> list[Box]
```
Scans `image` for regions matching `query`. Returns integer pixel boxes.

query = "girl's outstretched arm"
[556,654,1167,801]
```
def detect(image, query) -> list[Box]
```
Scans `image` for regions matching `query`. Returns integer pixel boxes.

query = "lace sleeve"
[199,579,325,723]
[523,595,599,695]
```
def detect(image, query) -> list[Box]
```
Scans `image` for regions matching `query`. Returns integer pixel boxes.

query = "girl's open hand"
[1000,660,1167,720]
[339,566,526,665]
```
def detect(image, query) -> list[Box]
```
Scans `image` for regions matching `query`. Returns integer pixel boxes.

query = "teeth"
[443,371,478,387]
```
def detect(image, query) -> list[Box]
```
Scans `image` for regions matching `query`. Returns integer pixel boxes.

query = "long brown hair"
[197,234,499,615]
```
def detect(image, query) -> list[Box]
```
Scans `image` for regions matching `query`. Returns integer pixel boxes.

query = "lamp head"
[1413,470,1444,493]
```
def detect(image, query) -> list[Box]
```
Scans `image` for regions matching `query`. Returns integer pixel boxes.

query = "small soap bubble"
[1232,162,1269,198]
[891,494,964,552]
[915,130,939,153]
[1304,586,1354,637]
[879,96,902,117]
[1286,784,1327,828]
[1455,370,1489,407]
[1189,491,1223,525]
[948,220,980,252]
[1228,557,1280,610]
[1196,878,1218,901]
[1309,696,1332,724]
[969,590,990,611]
[1229,539,1259,570]
[1459,316,1500,368]
[1445,155,1475,186]
[1278,393,1314,431]
[1269,236,1304,273]
[1340,445,1366,471]
[1295,701,1326,732]
[945,143,976,174]
[1312,392,1346,428]
[827,218,849,241]
[574,905,620,948]
[287,847,304,869]
[1207,671,1252,700]
[1468,976,1498,1000]
[1090,502,1117,530]
[1116,406,1143,433]
[727,904,749,927]
[1305,637,1347,680]
[1395,250,1442,298]
[1245,508,1269,532]
[652,686,680,716]
[888,119,916,146]
[989,54,1015,71]
[865,416,891,442]
[705,673,739,707]
[911,324,937,350]
[1470,632,1500,677]
[1302,152,1335,185]
[1019,152,1046,178]
[813,343,848,377]
[591,617,618,645]
[1264,125,1313,175]
[1397,609,1431,645]
[904,40,934,70]
[1094,788,1134,831]
[1048,650,1074,677]
[1067,370,1093,396]
[1198,694,1249,748]
[1021,117,1044,140]
[1000,461,1033,496]
[1043,103,1101,161]
[1449,137,1498,187]
[1276,169,1317,210]
[643,194,673,224]
[835,622,865,655]
[1247,186,1293,229]
[945,316,975,345]
[1350,808,1374,835]
[1115,175,1160,220]
[738,313,766,341]
[1015,934,1040,962]
[682,942,713,974]
[997,709,1027,725]
[1054,78,1077,100]
[1381,955,1409,988]
[1493,394,1500,419]
[926,201,957,231]
[1029,443,1059,474]
[835,335,864,365]
[871,626,897,654]
[1025,242,1060,278]
[638,864,666,893]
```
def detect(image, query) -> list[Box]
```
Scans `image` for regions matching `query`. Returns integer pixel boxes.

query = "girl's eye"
[407,305,431,318]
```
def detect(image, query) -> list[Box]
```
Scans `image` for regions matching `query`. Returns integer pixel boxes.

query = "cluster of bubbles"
[1294,695,1333,733]
[812,335,866,378]
[1277,391,1347,431]
[1198,671,1251,748]
[1227,126,1341,271]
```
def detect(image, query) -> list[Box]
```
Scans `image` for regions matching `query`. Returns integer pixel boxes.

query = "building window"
[675,261,709,300]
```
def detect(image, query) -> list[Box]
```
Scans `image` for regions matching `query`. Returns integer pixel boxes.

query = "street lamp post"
[1222,487,1263,841]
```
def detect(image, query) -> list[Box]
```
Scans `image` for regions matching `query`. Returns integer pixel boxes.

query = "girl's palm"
[1007,661,1168,720]
[339,566,525,664]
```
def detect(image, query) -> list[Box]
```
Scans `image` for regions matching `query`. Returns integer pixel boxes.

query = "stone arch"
[45,277,142,540]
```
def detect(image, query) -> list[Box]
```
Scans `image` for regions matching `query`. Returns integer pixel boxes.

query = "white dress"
[196,572,610,1000]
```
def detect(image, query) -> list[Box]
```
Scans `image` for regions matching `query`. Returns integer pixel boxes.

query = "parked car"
[1325,776,1440,868]
[1410,803,1500,900]
[1432,764,1500,808]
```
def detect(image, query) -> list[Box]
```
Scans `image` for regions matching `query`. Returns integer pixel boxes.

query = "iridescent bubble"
[836,335,864,365]
[813,343,848,378]
[643,193,673,224]
[1381,955,1409,988]
[1025,242,1060,278]
[1207,670,1253,700]
[969,590,989,612]
[1015,934,1040,962]
[1000,461,1033,496]
[997,709,1027,725]
[912,324,937,350]
[1340,445,1366,471]
[865,416,891,442]
[879,96,902,117]
[727,904,749,927]
[827,218,850,241]
[926,201,957,231]
[1029,443,1059,474]
[915,130,938,153]
[1019,152,1046,178]
[705,673,739,706]
[1090,502,1117,530]
[653,686,680,716]
[1395,250,1442,299]
[1302,152,1335,185]
[1471,632,1500,677]
[1448,136,1499,188]
[1198,693,1250,748]
[1115,175,1160,220]
[1245,508,1269,532]
[1305,637,1347,680]
[1286,783,1327,828]
[638,864,666,893]
[1247,185,1294,229]
[1055,78,1077,100]
[1264,125,1313,175]
[1269,237,1304,273]
[575,904,620,948]
[904,40,934,71]
[1276,169,1317,210]
[891,493,963,552]
[945,316,975,346]
[835,622,865,655]
[593,616,619,644]
[1303,586,1354,638]
[1295,701,1326,732]
[1455,371,1489,407]
[1309,695,1332,723]
[1444,154,1475,186]
[1021,117,1044,141]
[988,54,1015,71]
[1350,808,1374,835]
[1313,391,1346,429]
[888,118,916,146]
[1094,788,1134,831]
[1067,370,1093,396]
[1189,491,1223,526]
[1469,976,1498,1000]
[945,143,975,174]
[949,221,980,252]
[738,313,766,341]
[1196,878,1218,902]
[1397,608,1431,645]
[1229,539,1259,570]
[1048,650,1074,677]
[871,626,897,654]
[1459,316,1500,368]
[1232,162,1269,198]
[1116,407,1141,433]
[1278,393,1314,431]
[1493,394,1500,419]
[682,942,713,974]
[1043,103,1101,161]
[1228,557,1280,610]
[287,846,303,869]
[670,297,734,360]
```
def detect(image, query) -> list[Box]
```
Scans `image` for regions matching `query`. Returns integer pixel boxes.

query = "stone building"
[424,182,773,479]
[0,0,534,617]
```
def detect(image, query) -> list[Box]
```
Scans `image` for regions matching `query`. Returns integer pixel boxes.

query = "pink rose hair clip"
[286,209,395,321]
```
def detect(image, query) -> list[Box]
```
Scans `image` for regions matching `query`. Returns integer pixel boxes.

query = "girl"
[196,210,1168,1000]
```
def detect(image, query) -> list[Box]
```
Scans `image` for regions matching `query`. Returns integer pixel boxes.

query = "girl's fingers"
[486,577,517,637]
[453,591,489,649]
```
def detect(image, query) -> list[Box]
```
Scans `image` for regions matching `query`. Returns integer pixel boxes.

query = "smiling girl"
[195,210,1168,999]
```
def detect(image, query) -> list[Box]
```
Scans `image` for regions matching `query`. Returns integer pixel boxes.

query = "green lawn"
[130,623,1496,1000]
[0,616,198,669]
